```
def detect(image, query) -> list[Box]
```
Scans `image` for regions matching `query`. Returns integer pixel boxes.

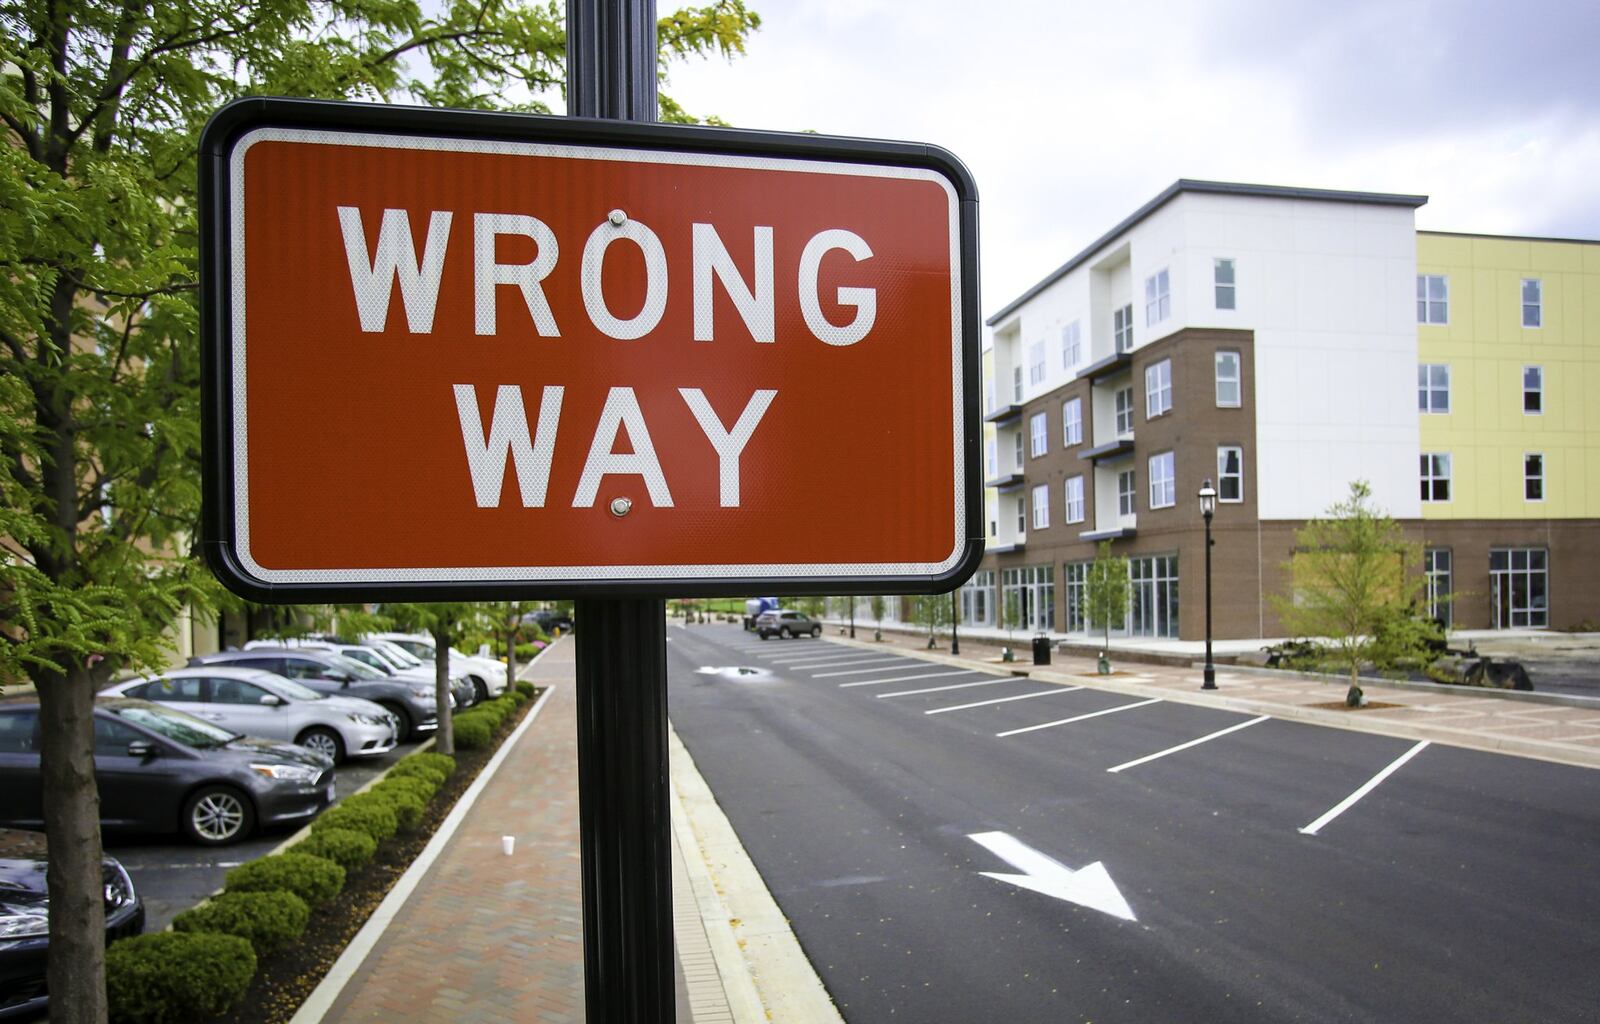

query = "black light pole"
[950,590,960,655]
[1199,478,1217,690]
[849,598,855,639]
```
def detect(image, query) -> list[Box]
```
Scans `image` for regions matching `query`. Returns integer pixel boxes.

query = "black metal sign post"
[567,2,675,1021]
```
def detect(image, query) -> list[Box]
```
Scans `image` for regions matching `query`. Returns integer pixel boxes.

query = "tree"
[1086,542,1129,666]
[0,3,760,1019]
[869,595,886,640]
[999,586,1021,651]
[1273,481,1426,706]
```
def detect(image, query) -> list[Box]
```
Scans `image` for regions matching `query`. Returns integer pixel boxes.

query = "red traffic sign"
[200,100,980,599]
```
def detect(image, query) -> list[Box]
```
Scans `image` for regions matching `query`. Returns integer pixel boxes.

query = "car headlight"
[346,712,387,725]
[409,684,433,699]
[250,762,321,783]
[0,903,50,940]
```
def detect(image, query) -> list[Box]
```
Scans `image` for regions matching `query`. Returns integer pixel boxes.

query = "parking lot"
[668,623,1600,1023]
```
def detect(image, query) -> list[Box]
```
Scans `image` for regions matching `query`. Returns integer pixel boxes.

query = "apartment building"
[965,180,1599,640]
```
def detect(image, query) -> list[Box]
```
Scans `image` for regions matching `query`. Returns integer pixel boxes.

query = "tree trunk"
[505,628,517,688]
[1346,663,1364,707]
[38,664,109,1024]
[432,627,454,755]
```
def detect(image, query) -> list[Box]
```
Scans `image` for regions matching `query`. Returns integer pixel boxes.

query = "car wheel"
[296,726,346,764]
[811,626,821,638]
[471,677,489,704]
[182,785,255,846]
[780,626,792,639]
[379,702,414,742]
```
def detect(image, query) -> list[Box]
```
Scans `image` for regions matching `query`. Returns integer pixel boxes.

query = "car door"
[93,713,170,831]
[0,710,43,827]
[206,677,292,741]
[133,675,206,718]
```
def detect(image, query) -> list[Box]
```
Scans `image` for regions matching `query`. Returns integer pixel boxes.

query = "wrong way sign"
[200,99,980,599]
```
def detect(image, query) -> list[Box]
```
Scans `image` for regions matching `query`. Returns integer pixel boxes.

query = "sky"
[659,0,1600,315]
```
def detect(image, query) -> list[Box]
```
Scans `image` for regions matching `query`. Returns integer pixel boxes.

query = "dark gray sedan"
[0,697,334,846]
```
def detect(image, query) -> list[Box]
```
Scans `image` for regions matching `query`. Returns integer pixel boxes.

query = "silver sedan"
[101,666,399,764]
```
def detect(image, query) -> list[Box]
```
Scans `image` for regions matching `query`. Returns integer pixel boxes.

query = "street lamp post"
[1198,478,1217,690]
[951,590,960,655]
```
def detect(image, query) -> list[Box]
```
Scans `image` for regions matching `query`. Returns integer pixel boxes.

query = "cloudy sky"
[660,0,1600,314]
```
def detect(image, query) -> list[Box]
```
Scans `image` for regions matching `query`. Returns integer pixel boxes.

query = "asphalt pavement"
[666,623,1600,1023]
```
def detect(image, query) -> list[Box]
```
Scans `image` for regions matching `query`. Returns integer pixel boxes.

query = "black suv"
[189,649,440,741]
[525,609,574,635]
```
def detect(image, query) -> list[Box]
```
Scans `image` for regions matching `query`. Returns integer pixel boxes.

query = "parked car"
[755,610,823,639]
[0,697,334,846]
[367,632,507,702]
[525,609,574,635]
[241,638,476,708]
[188,649,442,741]
[0,828,144,1022]
[101,667,399,764]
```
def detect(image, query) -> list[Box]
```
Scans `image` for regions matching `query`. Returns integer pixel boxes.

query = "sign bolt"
[609,496,633,518]
[608,209,628,226]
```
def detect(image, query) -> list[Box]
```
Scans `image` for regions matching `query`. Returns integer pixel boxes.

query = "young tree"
[1086,542,1130,667]
[1273,481,1426,706]
[0,4,760,1018]
[869,595,886,640]
[1000,586,1021,652]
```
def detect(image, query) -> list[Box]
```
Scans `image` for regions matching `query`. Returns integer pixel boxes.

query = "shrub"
[507,688,529,706]
[377,774,438,803]
[295,826,378,871]
[473,701,509,727]
[107,931,256,1024]
[387,760,447,788]
[224,852,344,907]
[376,786,426,830]
[515,680,535,699]
[312,798,399,844]
[452,713,493,750]
[409,751,457,777]
[171,890,310,955]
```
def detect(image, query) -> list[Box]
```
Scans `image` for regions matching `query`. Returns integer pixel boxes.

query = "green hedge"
[107,931,256,1024]
[515,680,536,699]
[408,751,457,777]
[452,713,493,750]
[295,826,378,871]
[376,773,438,804]
[171,890,310,955]
[373,785,426,831]
[312,797,399,844]
[387,760,447,788]
[225,852,345,907]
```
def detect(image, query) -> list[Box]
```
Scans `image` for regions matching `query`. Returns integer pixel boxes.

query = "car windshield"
[381,644,424,667]
[265,677,325,701]
[330,655,385,680]
[109,703,238,748]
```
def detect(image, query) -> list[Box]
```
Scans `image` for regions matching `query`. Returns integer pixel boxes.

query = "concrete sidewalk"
[291,636,836,1024]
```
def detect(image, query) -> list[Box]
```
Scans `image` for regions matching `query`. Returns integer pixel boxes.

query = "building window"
[1525,453,1544,501]
[1118,469,1136,516]
[1114,387,1134,436]
[1029,341,1046,386]
[1012,365,1023,402]
[961,570,995,627]
[1129,554,1179,638]
[1145,359,1172,418]
[1148,451,1175,509]
[1062,321,1081,370]
[1029,412,1048,457]
[1522,278,1542,328]
[1420,453,1451,502]
[1214,258,1236,310]
[1015,496,1026,533]
[985,438,998,480]
[1144,268,1171,326]
[1065,475,1085,523]
[1113,304,1134,353]
[1215,351,1241,407]
[1032,485,1050,529]
[1064,562,1088,632]
[1424,549,1452,627]
[1217,446,1243,502]
[1062,397,1082,446]
[1524,366,1543,414]
[986,375,996,413]
[1490,548,1547,628]
[1002,565,1055,633]
[1417,274,1448,324]
[1013,431,1024,470]
[1418,363,1450,413]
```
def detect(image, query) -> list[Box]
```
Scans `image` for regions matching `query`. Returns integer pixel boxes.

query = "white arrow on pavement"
[968,831,1136,922]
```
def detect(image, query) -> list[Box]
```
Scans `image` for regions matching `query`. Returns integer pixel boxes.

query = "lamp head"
[1198,478,1217,519]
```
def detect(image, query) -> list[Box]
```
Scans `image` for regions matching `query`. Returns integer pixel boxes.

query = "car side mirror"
[259,694,283,707]
[127,740,157,759]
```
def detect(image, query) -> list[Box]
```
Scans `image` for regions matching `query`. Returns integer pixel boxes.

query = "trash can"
[1032,635,1051,666]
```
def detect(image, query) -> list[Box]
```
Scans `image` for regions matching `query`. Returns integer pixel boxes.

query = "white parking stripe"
[925,687,1084,715]
[812,662,926,679]
[839,670,976,688]
[877,678,1014,698]
[770,655,900,669]
[1298,741,1430,837]
[1105,716,1270,773]
[996,698,1163,738]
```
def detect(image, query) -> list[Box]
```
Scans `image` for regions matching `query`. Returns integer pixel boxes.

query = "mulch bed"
[1308,700,1404,711]
[215,691,542,1024]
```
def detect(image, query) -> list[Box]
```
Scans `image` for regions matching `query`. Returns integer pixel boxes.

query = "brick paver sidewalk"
[319,642,585,1024]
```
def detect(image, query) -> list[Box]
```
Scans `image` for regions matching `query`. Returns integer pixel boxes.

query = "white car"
[367,633,507,701]
[101,666,399,764]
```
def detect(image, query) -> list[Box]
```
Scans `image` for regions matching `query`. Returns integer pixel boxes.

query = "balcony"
[984,402,1023,426]
[1079,436,1135,463]
[1078,525,1135,542]
[1080,348,1133,382]
[984,470,1026,491]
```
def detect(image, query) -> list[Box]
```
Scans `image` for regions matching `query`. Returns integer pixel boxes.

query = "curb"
[288,677,558,1024]
[1212,661,1600,709]
[823,635,1600,771]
